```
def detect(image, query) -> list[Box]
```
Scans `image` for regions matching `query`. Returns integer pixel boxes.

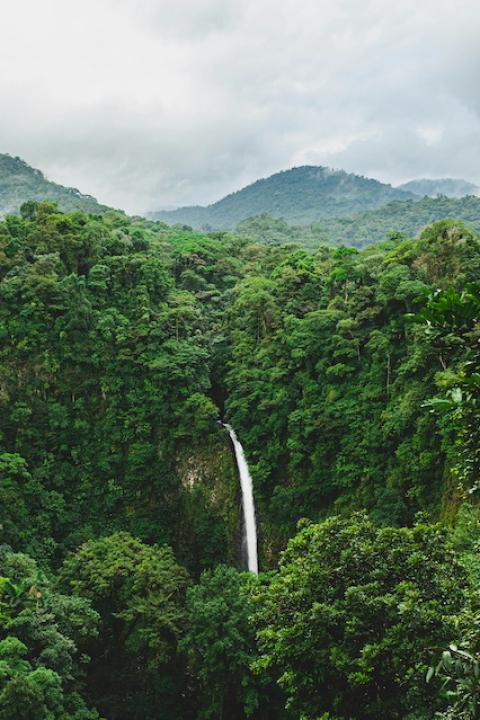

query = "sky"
[0,0,479,214]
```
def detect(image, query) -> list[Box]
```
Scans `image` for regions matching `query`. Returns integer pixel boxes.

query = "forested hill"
[398,177,479,197]
[0,153,113,216]
[150,165,413,228]
[2,202,480,719]
[236,194,480,248]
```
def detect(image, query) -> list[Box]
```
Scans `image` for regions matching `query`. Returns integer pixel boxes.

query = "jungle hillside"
[1,188,480,718]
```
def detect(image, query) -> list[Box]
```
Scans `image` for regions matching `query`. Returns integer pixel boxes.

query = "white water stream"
[224,424,259,575]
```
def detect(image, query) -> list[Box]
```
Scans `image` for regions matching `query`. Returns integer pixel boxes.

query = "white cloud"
[0,0,479,212]
[417,127,444,146]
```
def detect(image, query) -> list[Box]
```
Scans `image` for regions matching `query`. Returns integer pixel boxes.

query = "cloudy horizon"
[1,0,479,214]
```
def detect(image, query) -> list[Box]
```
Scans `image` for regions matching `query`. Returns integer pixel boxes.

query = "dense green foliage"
[0,155,112,217]
[415,281,480,719]
[254,514,466,720]
[0,202,240,571]
[224,219,480,554]
[152,166,412,228]
[0,545,99,719]
[60,532,189,719]
[236,195,480,249]
[2,199,480,718]
[413,280,480,489]
[182,566,260,720]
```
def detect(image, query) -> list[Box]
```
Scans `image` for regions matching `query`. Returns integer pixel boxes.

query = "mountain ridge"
[149,165,414,228]
[397,177,479,198]
[235,195,480,248]
[0,153,113,216]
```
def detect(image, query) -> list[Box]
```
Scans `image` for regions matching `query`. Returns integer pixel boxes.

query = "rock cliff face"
[176,431,242,568]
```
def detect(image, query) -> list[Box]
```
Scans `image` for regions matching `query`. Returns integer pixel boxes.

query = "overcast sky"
[1,0,479,213]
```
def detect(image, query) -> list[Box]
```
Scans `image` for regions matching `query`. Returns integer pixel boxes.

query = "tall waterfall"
[224,424,259,575]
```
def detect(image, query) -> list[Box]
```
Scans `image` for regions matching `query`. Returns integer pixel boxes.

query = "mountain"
[397,177,479,198]
[0,153,112,216]
[149,165,414,228]
[236,194,480,249]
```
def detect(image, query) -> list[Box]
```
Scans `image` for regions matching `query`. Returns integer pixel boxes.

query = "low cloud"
[0,0,479,213]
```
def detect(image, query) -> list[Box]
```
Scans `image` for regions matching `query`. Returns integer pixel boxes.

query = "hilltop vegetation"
[0,154,112,216]
[150,165,480,250]
[236,194,480,248]
[151,165,413,228]
[2,201,480,718]
[398,177,479,198]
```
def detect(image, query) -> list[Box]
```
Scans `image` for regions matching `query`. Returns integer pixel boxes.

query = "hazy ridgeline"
[3,155,480,252]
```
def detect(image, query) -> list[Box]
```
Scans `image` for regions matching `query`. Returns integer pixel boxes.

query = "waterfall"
[224,424,259,575]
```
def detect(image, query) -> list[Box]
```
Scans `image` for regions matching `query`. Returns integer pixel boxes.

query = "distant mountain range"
[149,166,414,228]
[236,195,480,249]
[397,178,479,198]
[0,154,111,216]
[150,167,480,230]
[1,154,480,249]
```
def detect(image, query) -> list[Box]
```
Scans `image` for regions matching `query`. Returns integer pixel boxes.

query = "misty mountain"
[149,166,414,228]
[236,194,480,249]
[397,177,479,198]
[0,154,112,216]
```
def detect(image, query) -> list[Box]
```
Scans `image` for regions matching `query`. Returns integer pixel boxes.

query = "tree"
[429,641,480,720]
[181,566,260,720]
[415,282,480,488]
[0,545,99,719]
[60,532,190,720]
[253,514,466,720]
